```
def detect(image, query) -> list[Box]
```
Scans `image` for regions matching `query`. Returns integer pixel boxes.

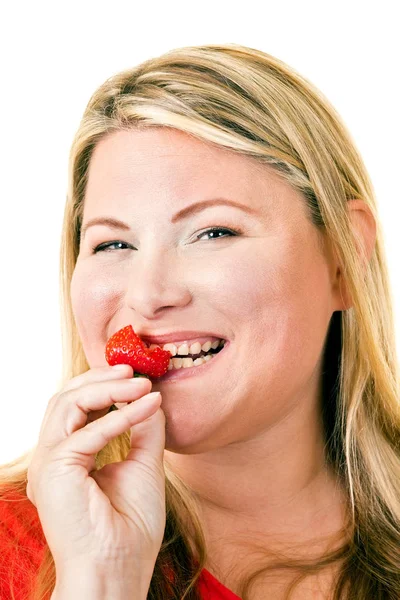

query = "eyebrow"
[81,198,258,239]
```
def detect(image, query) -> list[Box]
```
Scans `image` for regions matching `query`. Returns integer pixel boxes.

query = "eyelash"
[91,226,241,254]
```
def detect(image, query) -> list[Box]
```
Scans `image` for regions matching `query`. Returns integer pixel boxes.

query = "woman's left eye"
[196,227,239,241]
[91,227,239,254]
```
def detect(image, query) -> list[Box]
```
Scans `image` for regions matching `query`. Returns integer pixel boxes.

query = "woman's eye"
[92,241,131,253]
[91,228,239,254]
[196,227,238,241]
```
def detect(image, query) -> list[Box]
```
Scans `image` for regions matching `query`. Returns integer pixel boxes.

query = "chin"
[163,412,227,455]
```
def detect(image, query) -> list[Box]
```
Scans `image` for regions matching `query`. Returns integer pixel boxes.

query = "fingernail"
[128,376,150,384]
[145,392,161,401]
[112,364,129,370]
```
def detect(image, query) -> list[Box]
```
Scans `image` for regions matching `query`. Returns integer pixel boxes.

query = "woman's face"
[71,127,341,453]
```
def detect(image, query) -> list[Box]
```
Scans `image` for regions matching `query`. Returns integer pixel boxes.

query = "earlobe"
[333,199,377,312]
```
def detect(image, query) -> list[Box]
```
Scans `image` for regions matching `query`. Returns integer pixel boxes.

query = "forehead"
[87,127,270,184]
[84,127,309,227]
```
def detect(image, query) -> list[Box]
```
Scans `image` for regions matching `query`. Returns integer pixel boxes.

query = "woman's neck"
[165,393,351,597]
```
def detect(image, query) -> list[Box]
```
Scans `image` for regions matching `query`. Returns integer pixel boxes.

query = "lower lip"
[152,341,229,383]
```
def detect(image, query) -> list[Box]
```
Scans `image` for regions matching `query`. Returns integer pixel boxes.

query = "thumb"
[126,404,166,463]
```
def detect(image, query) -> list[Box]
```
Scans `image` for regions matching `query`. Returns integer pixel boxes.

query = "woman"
[0,43,399,600]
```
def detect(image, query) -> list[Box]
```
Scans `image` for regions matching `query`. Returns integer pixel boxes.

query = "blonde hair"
[1,43,400,599]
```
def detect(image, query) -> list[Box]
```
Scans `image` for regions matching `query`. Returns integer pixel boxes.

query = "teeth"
[193,357,205,366]
[163,343,177,356]
[189,341,202,355]
[176,342,189,356]
[168,352,218,371]
[158,338,225,357]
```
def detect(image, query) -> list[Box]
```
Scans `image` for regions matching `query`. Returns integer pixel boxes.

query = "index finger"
[39,365,139,438]
[64,364,134,392]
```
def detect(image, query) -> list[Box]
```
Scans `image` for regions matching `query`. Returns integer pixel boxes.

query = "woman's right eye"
[92,241,132,253]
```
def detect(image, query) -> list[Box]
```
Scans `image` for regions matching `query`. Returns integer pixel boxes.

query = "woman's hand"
[27,365,166,585]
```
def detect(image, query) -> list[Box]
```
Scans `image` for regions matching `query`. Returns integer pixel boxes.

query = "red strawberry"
[105,325,171,378]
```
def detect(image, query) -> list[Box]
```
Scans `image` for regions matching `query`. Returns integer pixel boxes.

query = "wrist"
[52,562,152,600]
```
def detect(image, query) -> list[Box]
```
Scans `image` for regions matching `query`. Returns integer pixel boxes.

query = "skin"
[71,127,377,596]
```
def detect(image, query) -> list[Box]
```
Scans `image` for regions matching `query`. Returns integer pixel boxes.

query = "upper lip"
[138,330,226,346]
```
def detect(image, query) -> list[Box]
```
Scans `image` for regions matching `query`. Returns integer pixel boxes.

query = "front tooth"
[182,357,194,368]
[189,341,202,355]
[201,341,212,352]
[172,357,183,369]
[163,343,177,356]
[176,343,189,355]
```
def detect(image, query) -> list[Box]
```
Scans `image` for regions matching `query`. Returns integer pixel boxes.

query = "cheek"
[204,238,299,322]
[221,236,331,376]
[70,263,123,345]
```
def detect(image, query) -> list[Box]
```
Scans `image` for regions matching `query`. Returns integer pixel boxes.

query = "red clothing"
[0,489,47,600]
[0,491,240,600]
[197,569,241,599]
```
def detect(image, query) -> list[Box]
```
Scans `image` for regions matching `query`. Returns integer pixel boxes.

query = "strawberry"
[105,325,171,378]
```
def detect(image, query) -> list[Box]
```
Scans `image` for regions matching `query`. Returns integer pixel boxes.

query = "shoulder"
[0,488,47,599]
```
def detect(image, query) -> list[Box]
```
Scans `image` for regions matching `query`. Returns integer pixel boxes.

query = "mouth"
[144,338,225,356]
[152,339,229,383]
[168,339,225,361]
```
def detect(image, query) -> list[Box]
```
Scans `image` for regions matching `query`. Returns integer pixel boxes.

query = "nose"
[125,246,192,319]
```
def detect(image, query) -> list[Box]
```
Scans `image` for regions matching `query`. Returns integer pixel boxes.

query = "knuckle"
[56,389,69,403]
[119,410,134,431]
[58,387,83,407]
[62,367,100,391]
[63,373,86,391]
[85,422,109,445]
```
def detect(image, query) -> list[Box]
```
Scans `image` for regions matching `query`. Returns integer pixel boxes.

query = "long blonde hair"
[1,43,399,599]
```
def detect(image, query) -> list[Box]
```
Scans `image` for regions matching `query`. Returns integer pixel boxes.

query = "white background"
[0,0,399,463]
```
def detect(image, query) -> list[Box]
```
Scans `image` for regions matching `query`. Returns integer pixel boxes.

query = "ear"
[333,199,377,311]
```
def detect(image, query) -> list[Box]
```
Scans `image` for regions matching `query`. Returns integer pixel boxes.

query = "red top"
[198,569,241,599]
[0,491,240,600]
